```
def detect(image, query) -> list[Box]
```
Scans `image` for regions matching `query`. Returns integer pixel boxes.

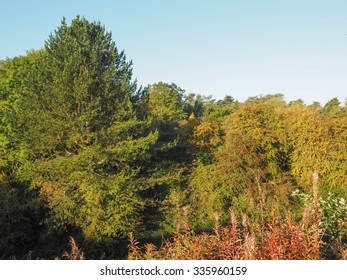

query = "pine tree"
[2,17,158,238]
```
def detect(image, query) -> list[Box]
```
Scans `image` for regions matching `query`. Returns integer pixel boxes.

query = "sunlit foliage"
[0,17,346,260]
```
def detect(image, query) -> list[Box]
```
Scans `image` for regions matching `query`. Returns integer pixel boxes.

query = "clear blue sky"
[1,0,347,105]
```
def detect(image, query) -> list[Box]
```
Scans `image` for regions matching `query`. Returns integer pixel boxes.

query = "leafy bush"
[292,189,347,259]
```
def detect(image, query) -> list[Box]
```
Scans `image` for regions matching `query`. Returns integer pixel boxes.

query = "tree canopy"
[1,17,158,239]
[0,16,346,260]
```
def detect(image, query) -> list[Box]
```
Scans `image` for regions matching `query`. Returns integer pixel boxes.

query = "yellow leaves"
[280,105,334,188]
[192,116,222,149]
[188,112,195,120]
[0,172,6,184]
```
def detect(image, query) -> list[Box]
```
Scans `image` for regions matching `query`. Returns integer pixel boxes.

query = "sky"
[1,0,347,105]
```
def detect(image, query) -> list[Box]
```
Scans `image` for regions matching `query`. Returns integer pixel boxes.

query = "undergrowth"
[128,206,325,260]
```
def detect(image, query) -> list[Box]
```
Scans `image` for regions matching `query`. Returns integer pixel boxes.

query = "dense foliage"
[0,17,346,259]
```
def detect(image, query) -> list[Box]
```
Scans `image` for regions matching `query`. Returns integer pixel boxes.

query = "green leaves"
[1,16,347,259]
[282,104,333,188]
[145,82,186,123]
[0,17,158,239]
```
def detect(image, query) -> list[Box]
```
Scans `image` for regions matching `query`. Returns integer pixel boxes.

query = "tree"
[188,103,291,228]
[0,53,47,257]
[202,96,239,121]
[2,17,158,239]
[143,82,187,154]
[322,98,340,114]
[193,116,221,149]
[183,93,205,117]
[0,51,43,177]
[324,105,347,188]
[145,82,186,123]
[281,104,332,189]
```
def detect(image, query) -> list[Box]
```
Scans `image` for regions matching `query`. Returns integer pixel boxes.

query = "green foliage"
[223,102,289,177]
[188,102,291,229]
[322,98,340,114]
[0,51,43,175]
[1,15,347,260]
[0,17,158,239]
[325,106,347,188]
[145,82,186,123]
[282,104,335,189]
[0,179,43,258]
[202,95,239,121]
[183,93,205,117]
[292,189,347,243]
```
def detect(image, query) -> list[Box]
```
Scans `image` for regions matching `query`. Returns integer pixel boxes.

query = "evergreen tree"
[1,17,158,239]
[322,98,340,114]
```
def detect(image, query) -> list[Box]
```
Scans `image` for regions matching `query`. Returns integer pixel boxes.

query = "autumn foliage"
[1,17,346,260]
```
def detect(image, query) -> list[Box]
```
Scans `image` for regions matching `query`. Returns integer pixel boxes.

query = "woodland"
[0,17,346,260]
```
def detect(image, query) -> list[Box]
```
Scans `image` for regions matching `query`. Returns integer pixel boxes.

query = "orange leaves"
[192,116,222,149]
[261,214,323,260]
[127,207,324,260]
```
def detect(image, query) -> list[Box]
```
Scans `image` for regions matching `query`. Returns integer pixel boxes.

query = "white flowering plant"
[292,189,347,242]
